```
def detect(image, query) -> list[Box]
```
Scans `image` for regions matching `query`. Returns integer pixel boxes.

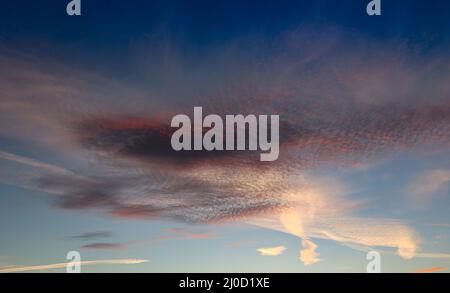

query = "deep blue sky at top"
[1,0,449,49]
[0,1,449,86]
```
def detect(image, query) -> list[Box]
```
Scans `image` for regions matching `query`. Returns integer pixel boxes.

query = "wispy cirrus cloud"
[414,252,450,259]
[0,26,449,266]
[72,231,126,250]
[0,150,78,177]
[413,267,448,273]
[81,242,128,250]
[407,169,450,205]
[0,259,148,273]
[74,228,213,251]
[71,231,114,240]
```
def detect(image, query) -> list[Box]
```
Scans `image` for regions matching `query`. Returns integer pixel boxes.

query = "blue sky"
[0,0,449,273]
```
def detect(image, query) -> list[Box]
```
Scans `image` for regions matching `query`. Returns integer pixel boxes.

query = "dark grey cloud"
[81,242,127,250]
[1,27,449,226]
[72,231,113,240]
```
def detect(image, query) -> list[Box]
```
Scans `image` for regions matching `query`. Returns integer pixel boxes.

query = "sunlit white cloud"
[300,239,320,265]
[248,174,421,263]
[257,246,286,256]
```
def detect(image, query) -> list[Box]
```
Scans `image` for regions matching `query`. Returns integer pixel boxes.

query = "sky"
[0,0,449,273]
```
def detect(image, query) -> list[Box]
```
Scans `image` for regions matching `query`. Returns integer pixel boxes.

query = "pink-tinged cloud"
[413,267,448,273]
[1,27,449,265]
[257,246,286,256]
[300,239,320,266]
[248,175,422,262]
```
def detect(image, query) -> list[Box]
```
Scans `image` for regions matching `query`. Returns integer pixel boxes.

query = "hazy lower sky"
[0,0,449,273]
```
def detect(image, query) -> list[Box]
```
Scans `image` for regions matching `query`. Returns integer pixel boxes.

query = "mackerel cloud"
[0,28,449,262]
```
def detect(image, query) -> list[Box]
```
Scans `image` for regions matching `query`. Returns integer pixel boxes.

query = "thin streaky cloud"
[413,267,448,273]
[415,252,450,259]
[407,169,450,205]
[81,242,127,250]
[0,150,79,177]
[72,231,113,240]
[0,259,148,273]
[377,250,450,260]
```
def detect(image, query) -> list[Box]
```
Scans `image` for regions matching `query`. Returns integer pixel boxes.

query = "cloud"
[0,259,148,273]
[413,267,448,273]
[0,150,78,177]
[257,246,286,256]
[247,176,421,261]
[300,239,320,265]
[407,169,450,205]
[72,231,113,240]
[81,242,127,250]
[76,228,214,250]
[313,218,420,260]
[415,252,450,259]
[1,27,449,265]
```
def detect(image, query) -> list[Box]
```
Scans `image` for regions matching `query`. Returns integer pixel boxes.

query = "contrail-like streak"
[0,259,148,273]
